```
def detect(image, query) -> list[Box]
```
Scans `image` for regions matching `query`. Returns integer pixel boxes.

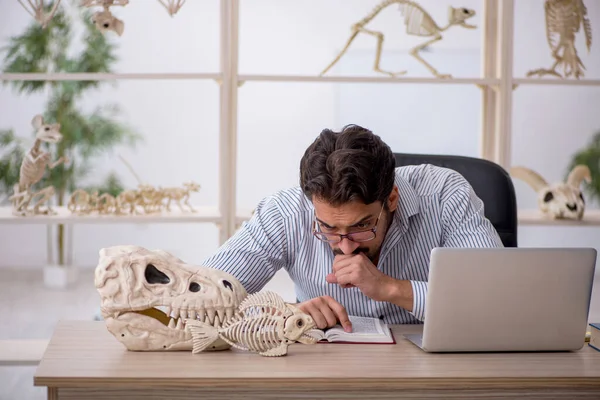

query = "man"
[201,125,503,331]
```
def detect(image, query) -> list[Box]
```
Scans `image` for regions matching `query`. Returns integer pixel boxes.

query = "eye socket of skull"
[221,279,233,291]
[189,282,201,292]
[543,191,554,203]
[144,264,170,284]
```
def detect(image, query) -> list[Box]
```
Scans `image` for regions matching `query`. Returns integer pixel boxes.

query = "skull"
[448,6,477,29]
[91,9,124,36]
[32,114,62,144]
[510,165,592,220]
[95,245,248,351]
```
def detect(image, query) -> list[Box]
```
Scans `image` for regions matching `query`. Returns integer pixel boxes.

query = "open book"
[308,315,395,344]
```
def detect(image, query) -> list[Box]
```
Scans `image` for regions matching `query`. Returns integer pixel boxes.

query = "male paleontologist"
[201,124,503,331]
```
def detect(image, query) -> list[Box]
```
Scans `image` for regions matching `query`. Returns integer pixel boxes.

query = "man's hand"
[326,253,397,302]
[297,295,352,332]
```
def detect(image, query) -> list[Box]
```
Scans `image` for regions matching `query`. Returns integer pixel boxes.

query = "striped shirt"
[201,164,503,324]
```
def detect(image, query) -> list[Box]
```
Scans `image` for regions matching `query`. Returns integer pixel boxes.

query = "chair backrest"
[393,153,518,247]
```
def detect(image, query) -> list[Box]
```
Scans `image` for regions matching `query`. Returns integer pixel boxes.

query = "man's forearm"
[384,278,414,312]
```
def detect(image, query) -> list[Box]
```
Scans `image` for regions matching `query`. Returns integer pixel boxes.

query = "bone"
[510,166,549,192]
[567,165,592,187]
[207,309,216,325]
[95,245,249,352]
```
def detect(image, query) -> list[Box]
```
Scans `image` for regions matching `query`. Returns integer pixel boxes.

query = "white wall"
[1,0,600,315]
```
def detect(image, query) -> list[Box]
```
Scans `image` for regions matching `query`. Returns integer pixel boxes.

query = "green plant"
[0,0,141,266]
[567,130,600,204]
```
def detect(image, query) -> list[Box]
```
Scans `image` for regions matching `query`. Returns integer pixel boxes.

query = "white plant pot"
[43,264,78,289]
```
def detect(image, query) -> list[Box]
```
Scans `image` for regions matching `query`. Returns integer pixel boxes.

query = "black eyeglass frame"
[312,204,385,243]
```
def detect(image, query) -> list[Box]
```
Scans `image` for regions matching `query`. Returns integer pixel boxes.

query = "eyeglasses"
[312,204,384,243]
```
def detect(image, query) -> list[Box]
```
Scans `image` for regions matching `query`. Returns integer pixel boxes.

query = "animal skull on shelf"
[95,245,248,351]
[81,0,128,36]
[510,165,592,220]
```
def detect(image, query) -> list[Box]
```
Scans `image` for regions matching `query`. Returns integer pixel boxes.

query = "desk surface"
[34,320,600,393]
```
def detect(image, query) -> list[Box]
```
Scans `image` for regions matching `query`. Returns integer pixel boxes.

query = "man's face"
[312,187,399,263]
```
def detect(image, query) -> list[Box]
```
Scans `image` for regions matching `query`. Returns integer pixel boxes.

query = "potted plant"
[0,1,141,288]
[568,131,600,206]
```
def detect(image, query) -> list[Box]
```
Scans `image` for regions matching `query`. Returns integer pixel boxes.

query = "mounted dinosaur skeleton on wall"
[320,0,477,78]
[17,0,62,28]
[510,164,592,220]
[527,0,592,79]
[10,115,69,216]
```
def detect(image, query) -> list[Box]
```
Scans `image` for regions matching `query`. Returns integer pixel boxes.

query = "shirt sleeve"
[409,171,504,322]
[200,195,288,294]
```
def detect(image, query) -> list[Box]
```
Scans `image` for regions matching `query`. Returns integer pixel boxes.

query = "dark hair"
[299,124,395,206]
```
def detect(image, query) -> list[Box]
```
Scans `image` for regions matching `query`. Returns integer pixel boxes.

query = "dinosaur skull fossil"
[95,245,248,351]
[449,6,477,29]
[510,165,592,220]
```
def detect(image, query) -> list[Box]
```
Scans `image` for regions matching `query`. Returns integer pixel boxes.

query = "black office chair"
[393,153,518,247]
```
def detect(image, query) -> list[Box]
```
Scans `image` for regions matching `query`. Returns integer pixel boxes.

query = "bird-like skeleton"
[320,0,477,78]
[10,115,69,216]
[527,0,592,79]
[17,0,62,28]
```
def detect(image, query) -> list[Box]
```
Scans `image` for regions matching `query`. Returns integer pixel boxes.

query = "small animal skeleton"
[80,0,129,36]
[510,164,592,220]
[527,0,592,79]
[158,0,185,16]
[320,0,477,78]
[17,0,62,28]
[186,291,318,357]
[9,115,69,217]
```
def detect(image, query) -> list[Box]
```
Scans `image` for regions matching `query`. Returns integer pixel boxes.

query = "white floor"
[0,268,99,400]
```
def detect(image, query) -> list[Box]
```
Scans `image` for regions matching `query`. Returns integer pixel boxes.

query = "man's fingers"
[317,300,339,328]
[325,297,352,333]
[303,303,328,329]
[332,254,359,272]
[325,273,337,283]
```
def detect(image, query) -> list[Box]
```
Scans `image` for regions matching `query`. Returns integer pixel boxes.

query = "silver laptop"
[404,247,597,352]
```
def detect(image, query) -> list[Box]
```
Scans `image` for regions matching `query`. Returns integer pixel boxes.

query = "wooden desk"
[35,321,600,399]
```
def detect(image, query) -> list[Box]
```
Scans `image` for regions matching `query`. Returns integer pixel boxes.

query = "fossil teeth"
[171,308,180,319]
[226,308,234,321]
[216,309,225,323]
[213,315,221,327]
[176,318,184,330]
[168,318,176,329]
[207,309,216,324]
[189,310,197,320]
[197,308,205,322]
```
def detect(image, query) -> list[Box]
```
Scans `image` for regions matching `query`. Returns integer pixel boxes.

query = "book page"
[344,316,386,336]
[324,316,392,343]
